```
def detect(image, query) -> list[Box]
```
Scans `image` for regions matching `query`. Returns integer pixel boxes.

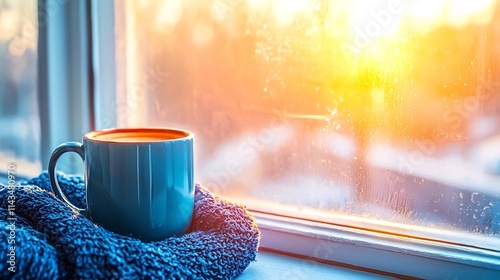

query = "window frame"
[34,1,500,278]
[37,0,94,171]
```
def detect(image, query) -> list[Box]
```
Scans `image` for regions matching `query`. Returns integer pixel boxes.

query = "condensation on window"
[0,0,41,177]
[117,0,500,246]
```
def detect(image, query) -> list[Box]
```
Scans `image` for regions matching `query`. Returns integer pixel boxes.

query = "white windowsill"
[252,212,500,279]
[237,251,389,279]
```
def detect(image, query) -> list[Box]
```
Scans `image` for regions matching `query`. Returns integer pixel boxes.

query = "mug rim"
[84,127,193,144]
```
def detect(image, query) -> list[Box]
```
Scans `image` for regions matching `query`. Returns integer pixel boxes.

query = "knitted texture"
[0,172,260,279]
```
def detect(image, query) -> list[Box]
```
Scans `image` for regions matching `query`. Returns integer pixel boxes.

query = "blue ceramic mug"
[48,127,194,241]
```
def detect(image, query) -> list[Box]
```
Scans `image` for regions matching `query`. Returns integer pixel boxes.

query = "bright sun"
[263,0,497,33]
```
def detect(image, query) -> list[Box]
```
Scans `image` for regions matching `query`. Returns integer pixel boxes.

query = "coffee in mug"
[48,127,194,241]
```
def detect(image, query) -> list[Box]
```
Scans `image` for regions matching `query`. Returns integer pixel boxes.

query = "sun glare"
[273,0,309,25]
[155,0,183,33]
[268,0,497,34]
[145,0,497,133]
[406,0,445,32]
[446,0,495,27]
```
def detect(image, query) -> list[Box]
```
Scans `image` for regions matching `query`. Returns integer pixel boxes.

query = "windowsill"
[253,212,500,279]
[237,251,389,279]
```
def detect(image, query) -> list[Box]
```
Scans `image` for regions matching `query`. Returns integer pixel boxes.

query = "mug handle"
[48,142,89,217]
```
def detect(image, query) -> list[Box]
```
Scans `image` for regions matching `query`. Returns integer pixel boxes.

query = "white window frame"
[35,0,500,278]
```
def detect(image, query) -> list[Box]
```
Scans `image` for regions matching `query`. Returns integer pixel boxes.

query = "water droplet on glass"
[459,192,464,199]
[471,192,479,204]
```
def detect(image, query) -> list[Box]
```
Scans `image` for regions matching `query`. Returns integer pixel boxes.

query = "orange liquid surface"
[88,129,189,143]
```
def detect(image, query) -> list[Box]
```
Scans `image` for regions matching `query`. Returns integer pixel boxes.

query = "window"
[95,0,500,254]
[0,0,496,277]
[1,0,491,277]
[0,0,41,177]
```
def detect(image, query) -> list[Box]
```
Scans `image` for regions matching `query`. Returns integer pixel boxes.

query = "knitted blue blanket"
[0,172,260,279]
